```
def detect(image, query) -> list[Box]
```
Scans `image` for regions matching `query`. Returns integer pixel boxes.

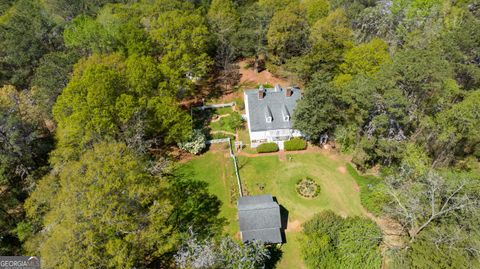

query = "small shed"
[237,195,283,244]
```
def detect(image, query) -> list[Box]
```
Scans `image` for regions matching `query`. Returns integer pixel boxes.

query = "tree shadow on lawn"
[265,245,283,269]
[237,156,250,170]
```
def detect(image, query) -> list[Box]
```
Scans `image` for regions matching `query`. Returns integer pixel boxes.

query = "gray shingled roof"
[237,195,282,244]
[245,86,301,132]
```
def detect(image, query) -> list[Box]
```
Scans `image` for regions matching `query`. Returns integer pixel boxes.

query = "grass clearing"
[175,150,239,235]
[238,153,365,221]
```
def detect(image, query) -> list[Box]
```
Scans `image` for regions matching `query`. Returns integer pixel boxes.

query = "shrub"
[234,98,245,111]
[178,129,206,155]
[284,138,307,151]
[302,211,382,269]
[256,143,279,153]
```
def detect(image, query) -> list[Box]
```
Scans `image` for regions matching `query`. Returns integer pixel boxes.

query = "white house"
[244,84,303,149]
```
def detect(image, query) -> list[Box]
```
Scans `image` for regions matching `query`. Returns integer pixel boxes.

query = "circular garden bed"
[296,177,320,198]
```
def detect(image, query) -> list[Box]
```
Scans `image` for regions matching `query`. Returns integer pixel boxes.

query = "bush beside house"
[284,138,307,151]
[256,143,279,153]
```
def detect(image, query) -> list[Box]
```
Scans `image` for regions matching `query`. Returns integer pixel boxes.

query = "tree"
[176,233,270,269]
[63,3,153,57]
[301,210,382,269]
[439,10,480,90]
[0,0,59,88]
[24,142,176,268]
[0,0,14,15]
[383,166,480,268]
[0,86,52,255]
[382,46,455,114]
[207,0,240,90]
[63,15,118,54]
[51,54,192,162]
[384,166,480,243]
[43,0,122,20]
[234,2,271,72]
[267,3,309,64]
[303,0,330,25]
[334,38,391,86]
[287,8,353,81]
[24,141,225,267]
[30,51,80,119]
[293,76,343,141]
[430,90,480,166]
[207,0,239,51]
[150,9,212,96]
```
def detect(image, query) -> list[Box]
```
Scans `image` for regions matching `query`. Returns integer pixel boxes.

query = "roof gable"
[245,86,301,132]
[237,195,283,244]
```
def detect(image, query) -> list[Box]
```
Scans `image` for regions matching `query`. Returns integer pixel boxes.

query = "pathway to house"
[210,114,231,122]
[210,130,236,136]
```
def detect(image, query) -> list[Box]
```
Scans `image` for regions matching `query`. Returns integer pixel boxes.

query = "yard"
[177,147,368,268]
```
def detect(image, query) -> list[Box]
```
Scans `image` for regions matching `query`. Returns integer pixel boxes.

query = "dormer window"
[265,105,273,123]
[282,105,290,122]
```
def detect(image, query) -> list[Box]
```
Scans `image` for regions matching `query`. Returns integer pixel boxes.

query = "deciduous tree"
[267,3,309,64]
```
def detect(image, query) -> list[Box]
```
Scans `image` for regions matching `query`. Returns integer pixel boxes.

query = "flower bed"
[296,177,320,198]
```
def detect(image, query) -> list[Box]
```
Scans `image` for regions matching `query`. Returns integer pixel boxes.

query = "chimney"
[258,85,265,99]
[286,87,293,97]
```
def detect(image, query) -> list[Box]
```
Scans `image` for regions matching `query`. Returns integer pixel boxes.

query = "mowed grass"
[175,149,239,235]
[178,150,367,268]
[238,153,366,221]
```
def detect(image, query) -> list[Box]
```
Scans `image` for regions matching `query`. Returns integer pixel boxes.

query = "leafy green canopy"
[301,210,382,269]
[334,38,391,86]
[0,0,59,88]
[52,54,192,162]
[24,142,174,268]
[267,3,310,64]
[150,8,212,95]
[0,85,52,255]
[24,141,224,268]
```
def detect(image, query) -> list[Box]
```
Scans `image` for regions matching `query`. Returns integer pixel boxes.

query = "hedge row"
[284,138,307,151]
[256,142,279,153]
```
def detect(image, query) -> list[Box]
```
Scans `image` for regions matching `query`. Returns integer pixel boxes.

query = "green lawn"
[175,150,240,235]
[178,149,367,268]
[238,153,366,221]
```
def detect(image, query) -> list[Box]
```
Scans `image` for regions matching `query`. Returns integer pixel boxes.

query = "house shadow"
[272,197,289,244]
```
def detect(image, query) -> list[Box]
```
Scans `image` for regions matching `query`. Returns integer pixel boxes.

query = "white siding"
[244,91,303,149]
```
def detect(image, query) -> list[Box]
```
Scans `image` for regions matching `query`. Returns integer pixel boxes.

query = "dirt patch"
[286,220,302,232]
[239,59,290,87]
[337,166,347,174]
[353,183,360,192]
[211,114,231,122]
[373,216,406,249]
